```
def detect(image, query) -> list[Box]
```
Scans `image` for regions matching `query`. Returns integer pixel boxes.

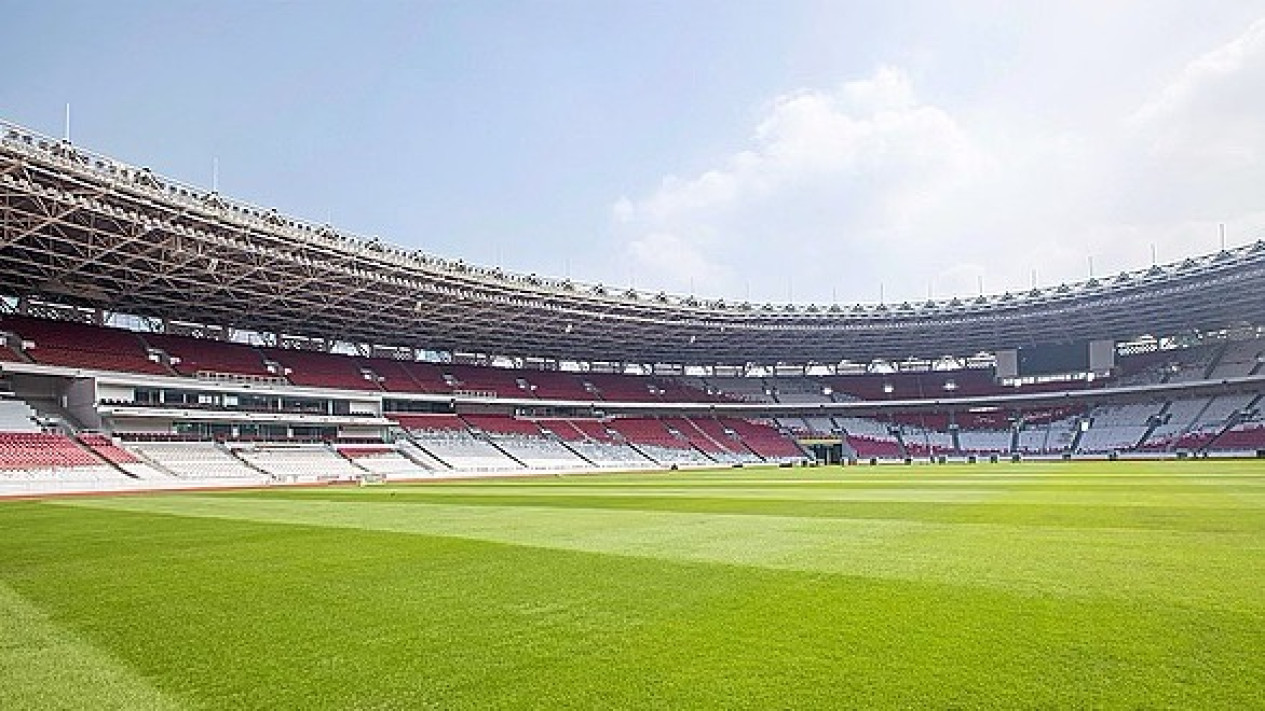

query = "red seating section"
[607,417,689,448]
[264,349,380,391]
[562,419,619,442]
[660,417,733,454]
[0,432,103,469]
[144,333,274,377]
[581,374,665,402]
[688,418,750,454]
[77,433,140,464]
[846,435,903,458]
[446,365,531,398]
[521,371,593,400]
[531,419,591,441]
[3,316,170,375]
[366,359,442,393]
[719,418,804,458]
[1212,425,1265,450]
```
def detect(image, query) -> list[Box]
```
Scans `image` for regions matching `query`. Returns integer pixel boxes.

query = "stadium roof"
[2,119,1264,366]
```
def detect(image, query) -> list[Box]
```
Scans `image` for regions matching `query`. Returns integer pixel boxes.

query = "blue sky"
[4,1,1265,304]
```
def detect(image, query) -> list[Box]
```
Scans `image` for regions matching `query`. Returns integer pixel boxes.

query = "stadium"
[3,6,1265,706]
[1,114,1264,706]
[0,117,1263,492]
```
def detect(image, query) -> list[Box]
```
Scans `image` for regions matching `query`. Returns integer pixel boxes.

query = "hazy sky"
[4,1,1265,304]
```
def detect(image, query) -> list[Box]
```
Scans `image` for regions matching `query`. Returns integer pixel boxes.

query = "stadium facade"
[1,118,1263,495]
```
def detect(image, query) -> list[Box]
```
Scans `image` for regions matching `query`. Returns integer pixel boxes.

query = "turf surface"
[1,460,1263,708]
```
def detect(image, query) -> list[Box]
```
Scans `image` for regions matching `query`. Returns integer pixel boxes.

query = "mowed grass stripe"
[0,582,183,711]
[224,491,1265,534]
[62,494,1265,610]
[2,503,1262,709]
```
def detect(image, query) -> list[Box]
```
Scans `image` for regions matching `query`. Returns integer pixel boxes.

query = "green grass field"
[2,460,1264,709]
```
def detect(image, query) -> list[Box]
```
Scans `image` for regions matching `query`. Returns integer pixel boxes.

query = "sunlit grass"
[1,460,1262,708]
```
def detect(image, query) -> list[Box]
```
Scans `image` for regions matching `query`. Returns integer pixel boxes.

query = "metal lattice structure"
[2,118,1264,367]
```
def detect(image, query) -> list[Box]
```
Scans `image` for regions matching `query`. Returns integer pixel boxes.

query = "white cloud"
[615,66,992,301]
[614,18,1265,304]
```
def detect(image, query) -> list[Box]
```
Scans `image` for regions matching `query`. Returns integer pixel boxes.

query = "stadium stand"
[718,418,806,461]
[235,445,365,483]
[902,426,956,457]
[362,358,435,393]
[0,432,129,494]
[462,414,545,436]
[124,441,268,483]
[338,445,434,479]
[3,117,1265,499]
[143,333,275,378]
[1076,402,1162,453]
[0,399,40,432]
[0,342,26,362]
[607,417,689,449]
[446,364,534,398]
[519,370,594,401]
[0,432,101,469]
[2,316,171,375]
[701,376,773,402]
[264,348,381,391]
[957,429,1012,455]
[388,413,468,431]
[1210,423,1265,451]
[686,417,765,463]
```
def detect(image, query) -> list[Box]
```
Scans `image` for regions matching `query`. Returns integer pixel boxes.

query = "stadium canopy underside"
[2,119,1264,367]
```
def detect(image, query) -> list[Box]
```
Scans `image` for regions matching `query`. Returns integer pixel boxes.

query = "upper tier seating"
[264,348,381,390]
[519,370,593,401]
[1209,341,1264,379]
[581,374,671,402]
[2,316,170,375]
[705,376,775,403]
[364,358,441,393]
[6,316,1261,415]
[446,364,533,398]
[144,333,274,377]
